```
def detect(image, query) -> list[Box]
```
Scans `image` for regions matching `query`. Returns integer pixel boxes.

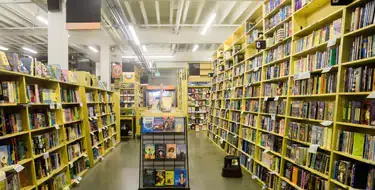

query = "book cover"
[352,132,365,157]
[175,117,185,132]
[155,169,166,186]
[165,170,174,185]
[144,144,155,159]
[153,117,164,132]
[155,144,165,159]
[163,116,175,131]
[174,169,187,187]
[143,169,155,187]
[166,144,177,159]
[176,144,186,160]
[0,145,9,167]
[142,117,154,133]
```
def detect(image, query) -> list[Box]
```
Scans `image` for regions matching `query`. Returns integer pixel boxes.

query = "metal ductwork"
[104,0,149,71]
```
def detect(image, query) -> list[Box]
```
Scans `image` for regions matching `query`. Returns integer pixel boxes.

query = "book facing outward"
[165,170,174,186]
[175,117,185,132]
[166,144,176,159]
[155,170,165,186]
[155,144,165,159]
[144,144,155,160]
[174,169,187,187]
[143,169,155,187]
[176,144,186,160]
[153,117,164,132]
[142,117,154,133]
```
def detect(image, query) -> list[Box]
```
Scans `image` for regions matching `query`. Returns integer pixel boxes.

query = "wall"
[148,68,179,86]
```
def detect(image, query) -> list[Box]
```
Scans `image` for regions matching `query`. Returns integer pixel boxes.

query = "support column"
[48,3,69,69]
[100,45,111,87]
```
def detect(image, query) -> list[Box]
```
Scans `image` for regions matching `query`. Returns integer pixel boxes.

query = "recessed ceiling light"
[192,45,199,52]
[22,47,37,54]
[88,46,99,53]
[201,13,216,36]
[0,46,9,51]
[36,15,48,25]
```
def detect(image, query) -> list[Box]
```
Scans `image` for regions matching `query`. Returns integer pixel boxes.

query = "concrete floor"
[73,131,261,190]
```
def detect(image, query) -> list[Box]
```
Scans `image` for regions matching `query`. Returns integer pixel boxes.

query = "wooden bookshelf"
[207,0,375,189]
[0,69,120,189]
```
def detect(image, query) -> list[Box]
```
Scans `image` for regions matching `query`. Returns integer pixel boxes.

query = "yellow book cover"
[165,170,174,185]
[352,132,365,157]
[0,51,9,68]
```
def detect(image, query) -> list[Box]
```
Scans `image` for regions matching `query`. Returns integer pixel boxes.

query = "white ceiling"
[0,0,262,62]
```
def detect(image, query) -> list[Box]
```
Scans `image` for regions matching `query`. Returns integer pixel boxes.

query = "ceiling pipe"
[104,0,149,71]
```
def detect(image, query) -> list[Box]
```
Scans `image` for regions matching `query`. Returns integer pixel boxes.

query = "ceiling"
[0,0,262,62]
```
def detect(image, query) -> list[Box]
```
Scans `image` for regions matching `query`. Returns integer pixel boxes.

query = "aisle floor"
[73,132,261,190]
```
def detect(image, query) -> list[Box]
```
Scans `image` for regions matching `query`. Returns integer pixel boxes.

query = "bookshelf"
[207,0,375,189]
[0,68,120,189]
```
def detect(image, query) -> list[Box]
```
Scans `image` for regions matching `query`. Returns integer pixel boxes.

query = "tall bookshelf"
[0,69,120,190]
[207,0,375,189]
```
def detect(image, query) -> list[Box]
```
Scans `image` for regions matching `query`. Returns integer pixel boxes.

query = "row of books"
[245,100,259,112]
[32,131,61,155]
[284,162,328,189]
[342,100,374,125]
[294,0,312,11]
[265,40,291,64]
[266,21,292,47]
[60,89,80,103]
[144,144,186,160]
[69,158,88,178]
[293,45,340,74]
[142,117,185,133]
[67,142,82,161]
[247,29,260,44]
[27,85,56,104]
[265,5,292,31]
[265,0,286,15]
[261,117,285,135]
[290,100,335,121]
[35,152,62,179]
[265,60,289,80]
[295,18,341,52]
[292,72,337,95]
[243,113,257,127]
[241,128,256,142]
[143,169,187,187]
[255,164,279,189]
[63,107,80,123]
[247,70,262,84]
[0,139,27,168]
[333,160,371,189]
[263,81,288,97]
[245,86,260,97]
[288,122,333,149]
[29,110,56,129]
[349,34,375,61]
[0,81,18,104]
[188,88,210,94]
[259,133,283,153]
[39,172,67,190]
[263,100,286,115]
[344,66,375,92]
[350,0,375,32]
[258,150,281,172]
[247,55,262,70]
[336,130,375,160]
[86,92,96,102]
[66,123,82,141]
[0,109,22,135]
[189,93,210,100]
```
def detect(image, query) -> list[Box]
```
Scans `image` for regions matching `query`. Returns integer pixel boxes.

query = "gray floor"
[73,131,261,190]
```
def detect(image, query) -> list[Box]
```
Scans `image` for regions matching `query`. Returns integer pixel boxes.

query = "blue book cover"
[142,117,154,133]
[153,117,164,132]
[174,169,187,187]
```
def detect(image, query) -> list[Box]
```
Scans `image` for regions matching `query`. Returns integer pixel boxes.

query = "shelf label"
[79,102,83,107]
[70,162,74,168]
[49,103,55,110]
[264,97,268,102]
[274,96,279,101]
[263,148,270,153]
[220,138,224,143]
[234,135,237,138]
[77,176,82,181]
[253,66,260,72]
[262,184,268,190]
[321,66,332,73]
[367,92,375,99]
[0,171,5,181]
[308,144,319,153]
[72,179,80,184]
[14,164,24,173]
[252,175,258,180]
[43,152,49,159]
[327,38,337,47]
[90,131,95,135]
[271,114,276,120]
[98,128,102,133]
[320,120,333,126]
[83,153,88,157]
[21,103,30,107]
[247,157,252,162]
[56,103,62,109]
[269,171,278,175]
[54,124,60,130]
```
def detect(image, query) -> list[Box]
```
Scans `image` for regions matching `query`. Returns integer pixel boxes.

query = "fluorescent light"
[201,13,216,36]
[122,55,174,59]
[36,16,48,25]
[0,46,9,51]
[88,46,99,53]
[192,45,199,52]
[148,62,153,68]
[22,47,37,54]
[208,58,212,60]
[128,25,140,45]
[142,45,147,52]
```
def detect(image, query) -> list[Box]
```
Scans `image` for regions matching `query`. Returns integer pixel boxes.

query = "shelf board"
[264,36,292,51]
[36,165,67,185]
[262,76,289,83]
[33,144,65,159]
[280,176,304,190]
[30,126,57,133]
[290,93,336,98]
[338,92,372,96]
[258,128,284,138]
[64,119,82,125]
[0,131,29,140]
[66,136,85,145]
[336,121,375,129]
[333,150,375,166]
[0,103,18,107]
[292,41,329,57]
[342,56,375,67]
[265,56,290,66]
[344,23,375,37]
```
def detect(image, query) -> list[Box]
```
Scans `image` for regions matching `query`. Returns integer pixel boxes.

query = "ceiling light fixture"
[123,55,174,59]
[88,46,99,53]
[201,13,216,36]
[36,15,48,25]
[0,46,9,51]
[22,47,37,54]
[192,45,199,52]
[128,25,140,45]
[142,45,147,52]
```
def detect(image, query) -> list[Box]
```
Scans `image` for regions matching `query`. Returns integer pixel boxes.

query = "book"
[165,170,174,185]
[144,144,155,159]
[175,117,185,132]
[166,144,176,159]
[352,132,365,157]
[0,145,10,167]
[142,117,154,133]
[153,117,164,132]
[174,169,187,187]
[143,169,155,187]
[155,144,165,159]
[163,116,175,131]
[155,169,165,186]
[176,144,186,160]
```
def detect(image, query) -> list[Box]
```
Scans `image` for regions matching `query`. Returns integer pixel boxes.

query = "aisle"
[73,132,260,190]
